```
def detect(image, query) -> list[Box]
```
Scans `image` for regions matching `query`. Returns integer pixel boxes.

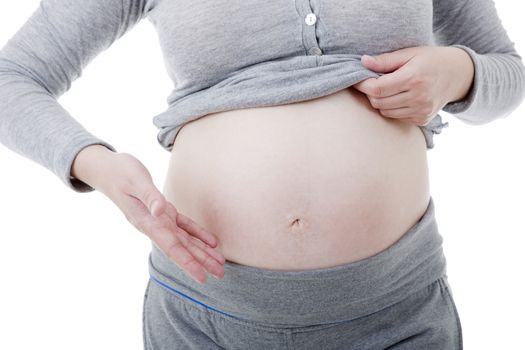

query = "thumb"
[362,50,414,73]
[148,195,167,218]
[134,181,167,218]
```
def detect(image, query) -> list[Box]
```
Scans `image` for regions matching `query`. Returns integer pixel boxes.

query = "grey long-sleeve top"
[1,0,525,193]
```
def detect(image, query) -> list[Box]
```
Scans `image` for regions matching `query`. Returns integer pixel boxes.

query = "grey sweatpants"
[142,197,463,349]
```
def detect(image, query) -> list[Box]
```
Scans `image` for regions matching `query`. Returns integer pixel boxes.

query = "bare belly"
[162,86,430,271]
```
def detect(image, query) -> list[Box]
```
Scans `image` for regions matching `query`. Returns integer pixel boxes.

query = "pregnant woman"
[1,0,524,349]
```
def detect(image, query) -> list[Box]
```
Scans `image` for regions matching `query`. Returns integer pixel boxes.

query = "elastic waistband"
[148,197,447,327]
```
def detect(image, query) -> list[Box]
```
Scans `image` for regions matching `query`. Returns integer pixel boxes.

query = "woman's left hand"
[352,46,474,126]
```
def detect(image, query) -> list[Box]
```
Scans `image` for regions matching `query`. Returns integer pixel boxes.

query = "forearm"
[445,46,475,104]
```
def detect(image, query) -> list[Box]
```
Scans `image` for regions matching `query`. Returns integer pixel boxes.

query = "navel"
[288,217,308,231]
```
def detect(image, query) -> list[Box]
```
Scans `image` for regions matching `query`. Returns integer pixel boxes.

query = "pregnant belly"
[161,87,430,271]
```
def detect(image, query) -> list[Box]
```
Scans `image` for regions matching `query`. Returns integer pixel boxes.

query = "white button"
[305,13,317,26]
[309,47,323,56]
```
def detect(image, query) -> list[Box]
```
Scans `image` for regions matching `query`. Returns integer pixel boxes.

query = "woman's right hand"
[72,146,225,284]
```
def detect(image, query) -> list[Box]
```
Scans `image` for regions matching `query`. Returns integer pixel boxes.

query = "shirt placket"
[295,0,323,58]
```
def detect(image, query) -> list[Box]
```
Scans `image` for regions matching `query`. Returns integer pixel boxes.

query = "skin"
[71,46,474,285]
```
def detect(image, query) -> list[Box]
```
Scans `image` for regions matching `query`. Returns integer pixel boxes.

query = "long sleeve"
[0,0,149,193]
[433,0,525,125]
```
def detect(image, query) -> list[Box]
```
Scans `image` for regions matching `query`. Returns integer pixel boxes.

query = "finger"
[129,175,167,218]
[165,201,219,248]
[388,115,426,126]
[151,226,209,284]
[379,106,421,119]
[149,196,167,218]
[120,194,156,235]
[118,189,210,284]
[188,235,226,265]
[368,90,414,110]
[362,48,417,74]
[169,239,209,284]
[187,236,225,279]
[161,202,222,261]
[360,66,413,98]
[352,78,376,94]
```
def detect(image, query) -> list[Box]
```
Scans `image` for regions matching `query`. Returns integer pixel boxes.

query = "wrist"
[446,46,475,103]
[71,144,117,188]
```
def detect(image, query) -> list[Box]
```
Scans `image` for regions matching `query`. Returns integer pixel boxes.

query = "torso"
[162,87,430,271]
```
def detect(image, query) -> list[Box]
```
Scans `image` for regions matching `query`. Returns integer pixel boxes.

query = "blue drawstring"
[148,274,239,319]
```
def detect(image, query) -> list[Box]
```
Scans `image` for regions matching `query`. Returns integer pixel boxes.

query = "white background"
[1,1,524,349]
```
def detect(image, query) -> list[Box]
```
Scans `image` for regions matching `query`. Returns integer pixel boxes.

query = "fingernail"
[212,271,224,279]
